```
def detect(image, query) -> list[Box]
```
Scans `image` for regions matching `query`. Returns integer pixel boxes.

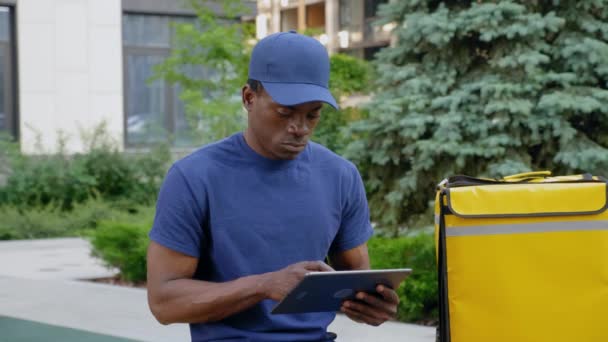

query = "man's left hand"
[341,285,399,326]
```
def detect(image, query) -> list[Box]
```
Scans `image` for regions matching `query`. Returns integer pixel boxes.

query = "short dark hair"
[247,78,263,93]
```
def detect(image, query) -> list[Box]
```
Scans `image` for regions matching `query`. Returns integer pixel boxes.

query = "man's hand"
[262,261,334,301]
[341,284,399,326]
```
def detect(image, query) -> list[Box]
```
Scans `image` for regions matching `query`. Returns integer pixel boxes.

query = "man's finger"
[355,292,397,317]
[343,299,392,322]
[376,285,400,304]
[304,261,334,272]
[317,261,334,272]
[342,307,383,326]
[341,307,365,324]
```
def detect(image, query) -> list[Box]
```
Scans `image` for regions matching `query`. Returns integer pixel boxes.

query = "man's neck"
[243,128,276,160]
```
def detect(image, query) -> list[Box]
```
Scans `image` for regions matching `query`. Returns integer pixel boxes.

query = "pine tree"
[346,1,608,234]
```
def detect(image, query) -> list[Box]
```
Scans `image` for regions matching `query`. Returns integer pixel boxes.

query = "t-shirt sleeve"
[330,164,374,253]
[149,164,207,258]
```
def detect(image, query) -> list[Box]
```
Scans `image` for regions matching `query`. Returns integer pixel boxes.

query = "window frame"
[121,11,195,148]
[0,4,17,139]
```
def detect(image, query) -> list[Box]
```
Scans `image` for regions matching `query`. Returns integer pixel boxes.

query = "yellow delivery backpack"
[434,171,608,342]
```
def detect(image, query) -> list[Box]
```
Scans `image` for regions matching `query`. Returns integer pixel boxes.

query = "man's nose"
[287,116,310,137]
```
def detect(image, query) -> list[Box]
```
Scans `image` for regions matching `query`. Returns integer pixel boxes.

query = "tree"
[346,1,608,235]
[153,0,254,145]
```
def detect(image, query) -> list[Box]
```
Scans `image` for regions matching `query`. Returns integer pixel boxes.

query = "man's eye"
[277,109,292,116]
[308,112,321,120]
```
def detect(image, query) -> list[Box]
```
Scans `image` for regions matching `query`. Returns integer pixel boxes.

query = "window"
[122,13,197,147]
[0,6,15,137]
[363,0,389,45]
[364,0,387,19]
[339,0,351,30]
[280,8,297,31]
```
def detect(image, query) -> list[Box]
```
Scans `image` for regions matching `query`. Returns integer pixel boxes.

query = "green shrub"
[368,233,438,324]
[89,207,154,283]
[0,143,170,210]
[0,199,135,240]
[313,54,372,155]
[328,53,372,96]
[78,144,170,205]
[0,153,96,210]
[0,205,71,240]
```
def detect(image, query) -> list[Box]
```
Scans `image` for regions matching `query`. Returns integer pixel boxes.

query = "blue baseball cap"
[248,30,338,109]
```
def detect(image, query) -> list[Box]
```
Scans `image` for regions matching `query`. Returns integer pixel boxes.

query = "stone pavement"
[0,238,117,280]
[0,238,436,342]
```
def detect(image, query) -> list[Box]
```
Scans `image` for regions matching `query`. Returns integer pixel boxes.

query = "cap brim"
[261,82,339,110]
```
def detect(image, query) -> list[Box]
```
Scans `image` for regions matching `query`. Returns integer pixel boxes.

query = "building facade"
[255,0,394,59]
[0,0,254,154]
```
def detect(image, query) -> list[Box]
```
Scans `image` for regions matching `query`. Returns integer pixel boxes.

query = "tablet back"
[271,268,411,314]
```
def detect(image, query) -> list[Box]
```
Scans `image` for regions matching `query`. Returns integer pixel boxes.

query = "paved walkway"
[0,238,436,342]
[0,238,117,280]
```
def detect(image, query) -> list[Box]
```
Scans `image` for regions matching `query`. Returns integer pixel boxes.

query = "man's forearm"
[150,273,269,324]
[329,243,371,271]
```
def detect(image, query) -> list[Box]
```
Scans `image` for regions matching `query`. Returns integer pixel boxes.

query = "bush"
[78,144,170,205]
[0,205,72,240]
[368,233,438,324]
[0,153,97,210]
[89,206,154,283]
[328,54,372,96]
[0,199,143,240]
[0,142,170,211]
[313,54,373,155]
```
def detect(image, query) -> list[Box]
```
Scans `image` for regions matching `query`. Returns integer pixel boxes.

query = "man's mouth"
[282,142,307,152]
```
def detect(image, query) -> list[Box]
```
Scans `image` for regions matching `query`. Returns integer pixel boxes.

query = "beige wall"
[18,0,123,154]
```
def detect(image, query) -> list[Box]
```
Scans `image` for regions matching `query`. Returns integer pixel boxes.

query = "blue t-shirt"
[150,132,373,342]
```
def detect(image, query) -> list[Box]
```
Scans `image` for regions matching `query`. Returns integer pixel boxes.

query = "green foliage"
[153,0,254,145]
[90,207,154,283]
[314,106,369,155]
[0,199,125,240]
[328,54,373,98]
[346,0,608,234]
[0,205,70,240]
[0,124,170,210]
[314,54,372,154]
[368,233,438,324]
[301,27,325,37]
[79,145,169,205]
[0,133,19,177]
[0,151,96,210]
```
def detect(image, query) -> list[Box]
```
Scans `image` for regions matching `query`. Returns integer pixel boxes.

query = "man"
[147,30,399,342]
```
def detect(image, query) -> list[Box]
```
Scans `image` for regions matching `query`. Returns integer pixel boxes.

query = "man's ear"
[242,85,255,110]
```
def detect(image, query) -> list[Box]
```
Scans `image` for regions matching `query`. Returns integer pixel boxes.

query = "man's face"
[242,84,323,160]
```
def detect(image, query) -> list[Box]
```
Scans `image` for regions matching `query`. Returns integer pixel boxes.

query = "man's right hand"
[261,261,334,301]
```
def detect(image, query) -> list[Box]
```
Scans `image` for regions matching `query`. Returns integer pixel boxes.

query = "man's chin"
[276,151,300,160]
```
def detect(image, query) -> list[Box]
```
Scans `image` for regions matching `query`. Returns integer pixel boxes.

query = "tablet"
[271,268,412,314]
